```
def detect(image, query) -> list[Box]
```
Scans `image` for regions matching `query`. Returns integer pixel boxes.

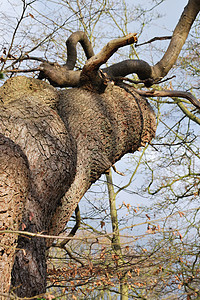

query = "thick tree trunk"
[49,82,156,236]
[0,134,30,295]
[0,76,156,297]
[0,77,77,297]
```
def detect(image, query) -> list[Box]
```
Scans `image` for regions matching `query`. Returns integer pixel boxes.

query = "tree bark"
[49,82,156,237]
[0,77,77,297]
[0,76,156,297]
[0,0,199,294]
[0,134,30,295]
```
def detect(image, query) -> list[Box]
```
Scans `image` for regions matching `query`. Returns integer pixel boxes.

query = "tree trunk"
[0,134,30,295]
[0,77,77,297]
[0,76,156,297]
[49,82,156,237]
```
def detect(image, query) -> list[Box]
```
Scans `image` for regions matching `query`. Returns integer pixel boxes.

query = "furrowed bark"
[48,83,156,237]
[0,74,156,296]
[0,77,77,297]
[0,135,30,295]
[1,1,199,291]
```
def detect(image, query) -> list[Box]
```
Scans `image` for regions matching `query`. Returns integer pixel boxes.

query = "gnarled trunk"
[0,77,77,296]
[49,82,156,237]
[0,76,156,297]
[0,134,30,294]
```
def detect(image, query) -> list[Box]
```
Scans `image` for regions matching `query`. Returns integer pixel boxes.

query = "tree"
[0,0,200,298]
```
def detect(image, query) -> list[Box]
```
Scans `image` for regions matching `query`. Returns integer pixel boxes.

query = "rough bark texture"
[0,134,30,295]
[49,82,156,237]
[0,77,77,296]
[0,75,156,297]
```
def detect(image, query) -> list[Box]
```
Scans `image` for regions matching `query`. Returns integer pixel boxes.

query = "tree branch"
[81,33,137,74]
[135,35,172,47]
[65,31,94,70]
[80,33,138,88]
[151,0,200,80]
[58,205,81,247]
[38,31,95,86]
[38,33,138,88]
[102,59,152,81]
[4,67,40,74]
[37,0,200,88]
[38,62,81,87]
[132,87,200,109]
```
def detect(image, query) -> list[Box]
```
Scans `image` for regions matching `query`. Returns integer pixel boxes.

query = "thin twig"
[4,67,40,73]
[0,1,28,72]
[136,35,172,47]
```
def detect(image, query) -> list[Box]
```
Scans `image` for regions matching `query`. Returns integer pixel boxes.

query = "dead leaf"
[21,223,26,230]
[146,214,150,220]
[29,13,34,18]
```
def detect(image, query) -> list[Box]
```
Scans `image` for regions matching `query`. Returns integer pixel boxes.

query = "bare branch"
[38,31,95,86]
[36,0,200,89]
[58,205,81,247]
[80,33,138,88]
[65,31,95,70]
[38,33,138,88]
[132,88,200,109]
[81,33,137,74]
[4,67,40,73]
[0,1,28,72]
[135,36,172,47]
[151,0,200,80]
[38,62,81,87]
[176,101,200,125]
[102,59,152,81]
[112,165,125,176]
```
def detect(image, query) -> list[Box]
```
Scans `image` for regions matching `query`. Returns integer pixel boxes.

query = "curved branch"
[132,88,200,110]
[58,205,81,247]
[151,0,200,80]
[37,0,200,89]
[104,0,200,84]
[176,101,200,125]
[38,31,94,86]
[65,31,95,70]
[102,59,153,86]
